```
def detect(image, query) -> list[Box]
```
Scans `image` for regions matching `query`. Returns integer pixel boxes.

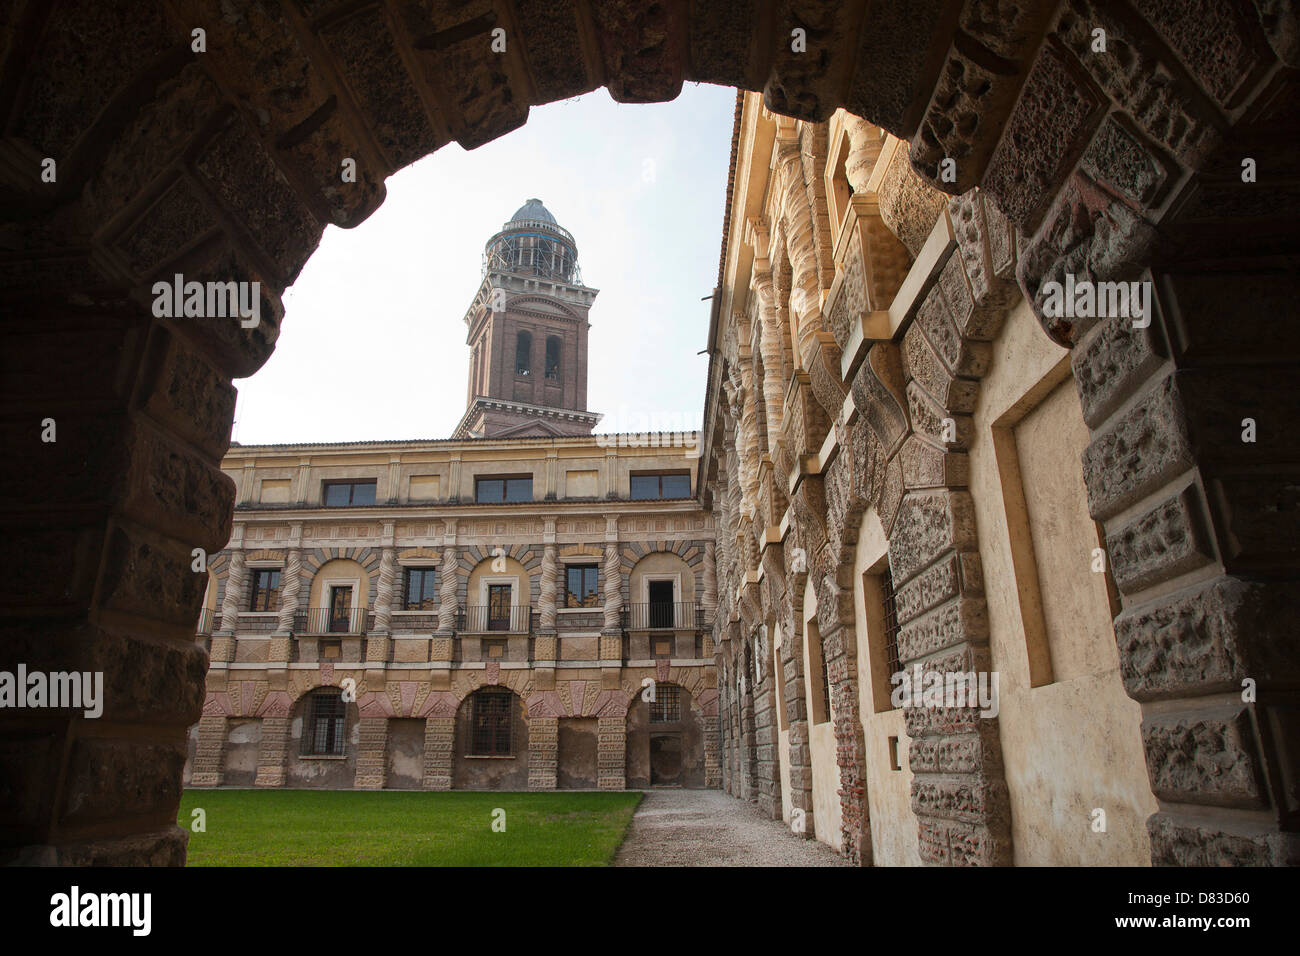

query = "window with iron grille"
[882,564,902,689]
[818,638,832,723]
[302,689,346,756]
[650,683,681,723]
[470,689,513,756]
[248,569,280,611]
[403,567,438,610]
[565,564,599,607]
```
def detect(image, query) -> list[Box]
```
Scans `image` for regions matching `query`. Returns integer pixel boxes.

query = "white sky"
[231,83,738,445]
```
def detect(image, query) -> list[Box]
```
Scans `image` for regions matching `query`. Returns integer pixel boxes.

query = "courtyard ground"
[178,789,640,866]
[613,790,850,866]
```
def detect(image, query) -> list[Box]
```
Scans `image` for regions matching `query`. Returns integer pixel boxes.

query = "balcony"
[456,604,532,634]
[623,602,704,630]
[297,607,369,635]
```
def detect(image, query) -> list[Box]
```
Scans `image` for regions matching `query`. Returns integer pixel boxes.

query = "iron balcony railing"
[457,604,532,634]
[623,602,703,630]
[300,607,368,635]
[196,609,215,635]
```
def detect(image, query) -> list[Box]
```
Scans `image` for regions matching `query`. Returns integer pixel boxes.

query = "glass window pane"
[352,482,376,506]
[476,479,503,502]
[504,478,532,502]
[629,475,658,500]
[661,475,690,498]
[324,483,349,506]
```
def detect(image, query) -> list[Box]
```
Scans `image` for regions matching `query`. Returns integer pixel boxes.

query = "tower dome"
[483,198,580,283]
[507,198,557,226]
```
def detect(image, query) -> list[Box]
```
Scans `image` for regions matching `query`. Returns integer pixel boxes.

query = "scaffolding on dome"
[481,218,582,284]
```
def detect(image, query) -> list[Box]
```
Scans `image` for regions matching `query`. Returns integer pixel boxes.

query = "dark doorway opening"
[650,733,682,786]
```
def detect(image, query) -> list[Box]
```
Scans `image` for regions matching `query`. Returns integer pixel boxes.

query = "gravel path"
[612,789,851,867]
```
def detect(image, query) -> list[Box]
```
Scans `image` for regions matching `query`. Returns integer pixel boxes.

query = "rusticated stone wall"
[704,0,1298,866]
[1,0,1295,866]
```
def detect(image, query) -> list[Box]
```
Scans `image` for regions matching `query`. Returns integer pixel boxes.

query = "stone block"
[1106,483,1214,593]
[1081,374,1193,520]
[1143,705,1267,808]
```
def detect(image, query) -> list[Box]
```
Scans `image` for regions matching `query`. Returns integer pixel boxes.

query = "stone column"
[597,716,626,789]
[274,541,303,636]
[373,544,397,635]
[271,524,302,665]
[189,714,229,787]
[527,717,558,790]
[603,448,618,498]
[353,716,388,789]
[702,540,718,619]
[538,540,558,634]
[437,545,458,635]
[703,714,721,789]
[422,717,454,790]
[368,538,396,671]
[446,455,462,503]
[217,546,246,635]
[841,114,884,193]
[601,525,622,634]
[254,717,291,788]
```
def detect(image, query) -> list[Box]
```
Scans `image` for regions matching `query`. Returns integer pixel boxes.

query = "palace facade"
[184,202,718,792]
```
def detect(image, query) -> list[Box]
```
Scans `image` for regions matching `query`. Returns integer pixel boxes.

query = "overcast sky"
[231,83,737,445]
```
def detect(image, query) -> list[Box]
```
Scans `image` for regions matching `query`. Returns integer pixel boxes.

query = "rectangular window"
[650,684,681,723]
[471,690,513,756]
[488,584,512,631]
[629,472,691,500]
[475,476,533,503]
[565,565,599,608]
[322,480,376,507]
[403,568,438,611]
[881,565,901,686]
[329,585,353,633]
[807,617,831,724]
[248,569,281,611]
[302,691,346,756]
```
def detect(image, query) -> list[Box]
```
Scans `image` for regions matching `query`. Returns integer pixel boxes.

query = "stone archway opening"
[3,0,1296,866]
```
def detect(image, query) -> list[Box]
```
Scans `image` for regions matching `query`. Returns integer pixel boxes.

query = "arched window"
[301,688,346,756]
[545,336,561,380]
[515,330,531,376]
[469,688,514,756]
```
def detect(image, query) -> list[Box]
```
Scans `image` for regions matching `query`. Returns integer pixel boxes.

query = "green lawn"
[178,789,642,866]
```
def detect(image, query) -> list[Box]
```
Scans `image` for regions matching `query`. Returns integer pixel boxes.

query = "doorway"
[488,583,512,631]
[329,585,353,632]
[648,580,674,628]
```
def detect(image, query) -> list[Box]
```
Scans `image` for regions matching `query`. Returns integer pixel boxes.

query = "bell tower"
[453,199,600,439]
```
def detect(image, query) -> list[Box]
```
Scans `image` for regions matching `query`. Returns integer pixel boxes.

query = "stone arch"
[626,678,708,789]
[6,0,1296,866]
[305,547,381,606]
[453,683,530,790]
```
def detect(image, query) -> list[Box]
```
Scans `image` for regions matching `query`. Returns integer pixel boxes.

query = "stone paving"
[613,789,851,867]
